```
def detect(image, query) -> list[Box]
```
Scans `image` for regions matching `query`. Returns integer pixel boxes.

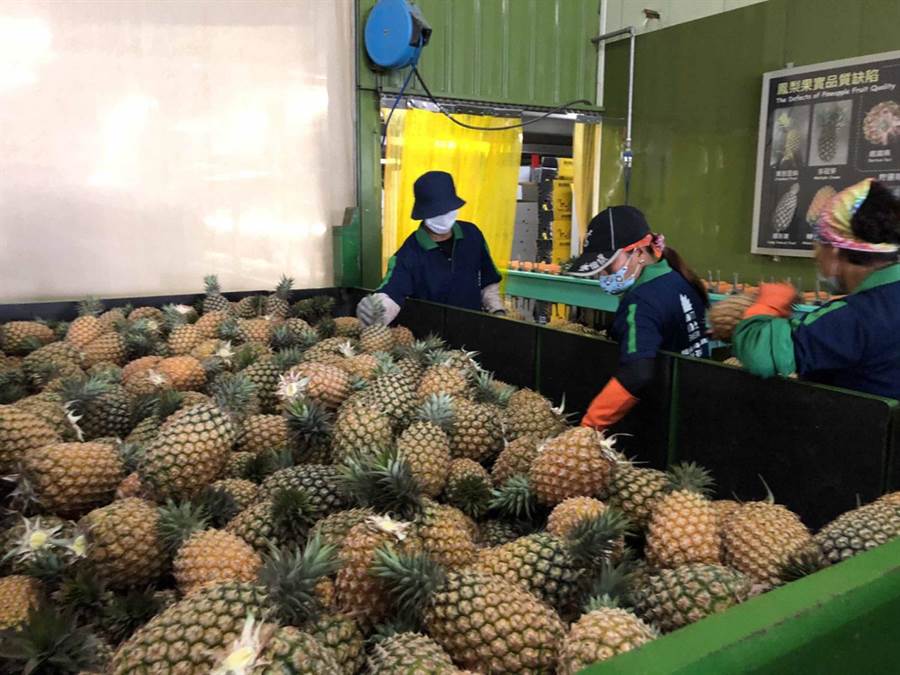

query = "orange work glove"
[580,377,639,431]
[744,283,798,319]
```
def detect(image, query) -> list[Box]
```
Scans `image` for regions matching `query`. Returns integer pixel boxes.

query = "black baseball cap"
[568,206,651,277]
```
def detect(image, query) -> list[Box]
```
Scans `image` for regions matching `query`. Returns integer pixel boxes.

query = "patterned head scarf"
[815,178,900,253]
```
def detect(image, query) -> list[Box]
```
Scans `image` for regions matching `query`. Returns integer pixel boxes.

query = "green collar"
[854,262,900,294]
[631,258,672,290]
[414,222,465,251]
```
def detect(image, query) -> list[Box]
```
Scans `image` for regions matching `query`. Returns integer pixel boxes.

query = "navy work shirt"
[378,221,502,311]
[792,263,900,398]
[610,259,710,362]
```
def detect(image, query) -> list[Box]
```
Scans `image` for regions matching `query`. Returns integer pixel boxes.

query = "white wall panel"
[0,0,355,302]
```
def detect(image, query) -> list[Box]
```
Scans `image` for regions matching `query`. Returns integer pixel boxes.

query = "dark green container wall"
[358,0,601,108]
[602,0,900,283]
[355,0,602,288]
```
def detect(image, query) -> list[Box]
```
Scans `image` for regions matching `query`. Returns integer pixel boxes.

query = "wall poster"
[752,50,900,256]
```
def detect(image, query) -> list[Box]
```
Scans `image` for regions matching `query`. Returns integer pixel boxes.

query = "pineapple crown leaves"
[295,328,322,352]
[777,543,829,584]
[580,557,635,610]
[218,316,242,343]
[315,316,336,339]
[161,303,197,329]
[59,374,112,409]
[156,499,210,553]
[338,449,423,521]
[564,507,630,570]
[489,475,538,522]
[472,369,516,407]
[118,319,161,358]
[367,619,426,647]
[232,343,261,370]
[666,461,715,498]
[117,442,146,474]
[444,472,492,520]
[270,324,298,351]
[95,586,169,646]
[292,295,335,322]
[54,565,108,619]
[195,486,242,529]
[270,488,319,542]
[284,396,333,449]
[416,393,456,431]
[244,448,295,484]
[258,535,338,626]
[209,372,257,418]
[204,274,223,295]
[0,605,106,675]
[272,275,294,299]
[371,546,446,622]
[77,296,104,318]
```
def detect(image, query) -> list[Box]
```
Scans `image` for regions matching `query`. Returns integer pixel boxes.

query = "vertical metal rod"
[626,28,635,147]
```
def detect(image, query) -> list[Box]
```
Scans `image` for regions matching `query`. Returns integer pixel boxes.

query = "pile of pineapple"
[1,275,900,674]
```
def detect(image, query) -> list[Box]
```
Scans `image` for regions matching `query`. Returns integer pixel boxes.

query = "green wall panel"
[359,0,601,108]
[602,0,900,283]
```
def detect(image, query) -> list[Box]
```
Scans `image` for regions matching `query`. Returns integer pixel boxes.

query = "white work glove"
[481,283,506,315]
[356,293,401,327]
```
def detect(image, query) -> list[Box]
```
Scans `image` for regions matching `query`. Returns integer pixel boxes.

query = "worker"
[574,206,710,430]
[356,170,505,325]
[733,179,900,399]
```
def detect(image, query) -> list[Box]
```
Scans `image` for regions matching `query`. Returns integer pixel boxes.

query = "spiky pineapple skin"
[547,496,607,537]
[491,435,539,486]
[396,420,451,497]
[416,499,478,569]
[0,321,55,355]
[309,508,377,555]
[634,564,752,633]
[173,529,262,595]
[0,575,43,630]
[236,414,289,455]
[305,612,366,675]
[417,365,469,400]
[226,499,283,553]
[80,498,164,588]
[22,442,124,517]
[605,466,669,530]
[814,501,900,564]
[558,607,656,674]
[721,501,811,586]
[255,626,342,673]
[476,519,522,548]
[355,372,418,430]
[707,294,755,341]
[110,582,273,673]
[645,490,720,568]
[369,632,459,674]
[448,398,503,462]
[209,478,259,510]
[529,427,614,506]
[424,570,565,674]
[502,389,567,441]
[155,355,206,391]
[0,404,62,472]
[259,465,348,516]
[140,402,236,500]
[286,362,351,410]
[359,325,394,354]
[332,401,394,463]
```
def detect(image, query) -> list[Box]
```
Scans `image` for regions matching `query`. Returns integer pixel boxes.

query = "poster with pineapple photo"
[752,50,900,256]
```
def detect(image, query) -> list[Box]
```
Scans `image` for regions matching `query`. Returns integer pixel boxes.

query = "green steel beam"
[332,207,362,287]
[582,536,900,675]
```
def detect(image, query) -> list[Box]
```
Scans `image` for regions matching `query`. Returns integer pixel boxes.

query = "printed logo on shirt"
[679,294,709,357]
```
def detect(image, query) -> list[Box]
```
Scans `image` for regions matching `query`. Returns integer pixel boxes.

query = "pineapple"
[417,362,469,400]
[0,575,44,630]
[283,396,334,464]
[862,100,900,146]
[359,298,395,353]
[174,528,262,595]
[605,464,669,530]
[558,595,656,674]
[806,185,838,225]
[128,306,164,324]
[265,275,294,319]
[529,427,616,506]
[392,325,415,347]
[139,374,254,500]
[60,376,132,440]
[66,298,107,349]
[240,353,285,414]
[816,105,846,163]
[474,510,626,614]
[707,294,756,340]
[111,537,337,673]
[476,519,522,547]
[645,463,720,568]
[772,183,800,233]
[237,413,289,455]
[776,112,800,166]
[259,464,349,516]
[234,294,266,319]
[333,316,363,338]
[0,321,55,355]
[120,354,162,382]
[238,317,275,345]
[195,310,231,339]
[22,341,84,389]
[208,478,259,510]
[353,361,418,429]
[0,404,62,472]
[282,362,351,410]
[502,388,567,440]
[202,274,232,314]
[443,458,492,519]
[304,611,366,675]
[155,355,206,391]
[81,332,127,368]
[331,399,394,464]
[212,620,342,674]
[19,441,125,516]
[373,548,566,674]
[79,498,164,588]
[396,393,454,497]
[335,342,379,380]
[309,507,377,553]
[634,563,752,633]
[721,499,811,586]
[416,498,479,569]
[448,397,503,462]
[13,392,77,440]
[226,488,318,553]
[369,632,461,674]
[334,516,423,625]
[491,435,540,486]
[547,496,608,537]
[814,500,900,564]
[163,304,204,355]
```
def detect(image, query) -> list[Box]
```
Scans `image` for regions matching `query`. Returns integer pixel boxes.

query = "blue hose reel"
[364,0,431,70]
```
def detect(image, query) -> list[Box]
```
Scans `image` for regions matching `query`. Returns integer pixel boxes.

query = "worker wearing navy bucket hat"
[357,171,505,326]
[574,206,711,430]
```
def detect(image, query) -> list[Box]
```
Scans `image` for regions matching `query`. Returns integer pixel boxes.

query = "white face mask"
[424,209,459,235]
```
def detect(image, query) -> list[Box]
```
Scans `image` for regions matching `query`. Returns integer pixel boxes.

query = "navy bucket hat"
[411,171,466,220]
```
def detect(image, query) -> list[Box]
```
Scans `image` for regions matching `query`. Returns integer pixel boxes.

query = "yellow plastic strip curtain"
[382,108,523,282]
[573,122,603,250]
